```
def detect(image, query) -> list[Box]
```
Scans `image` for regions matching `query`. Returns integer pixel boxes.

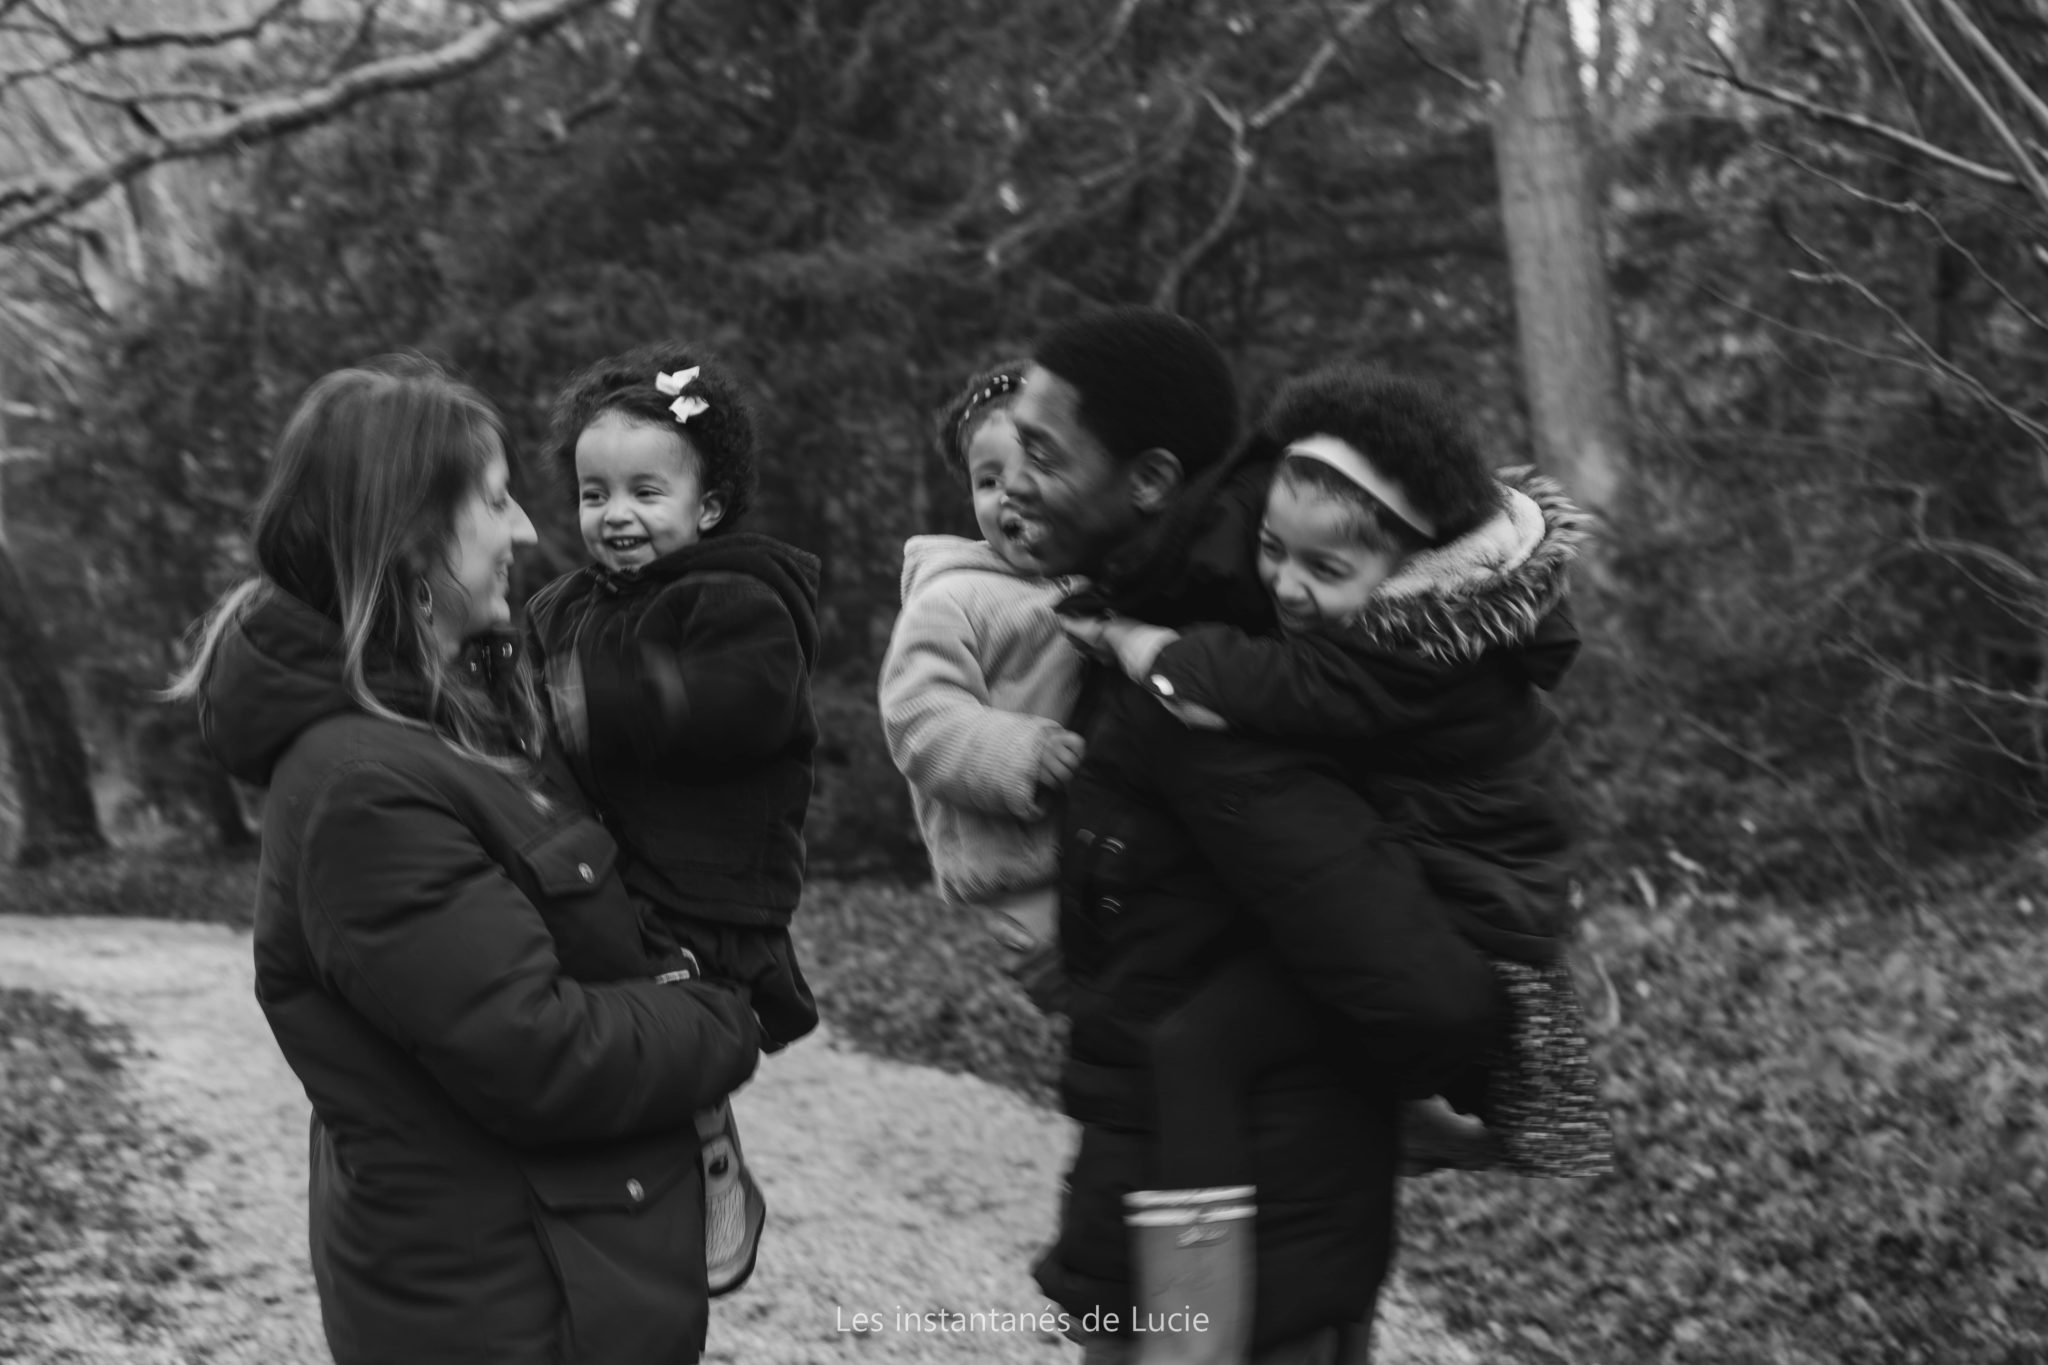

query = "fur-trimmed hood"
[1344,467,1589,678]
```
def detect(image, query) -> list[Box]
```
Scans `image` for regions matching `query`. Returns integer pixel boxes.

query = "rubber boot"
[1123,1186,1256,1365]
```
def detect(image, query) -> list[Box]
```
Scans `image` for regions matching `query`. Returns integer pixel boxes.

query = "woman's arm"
[298,762,761,1148]
[878,584,1071,819]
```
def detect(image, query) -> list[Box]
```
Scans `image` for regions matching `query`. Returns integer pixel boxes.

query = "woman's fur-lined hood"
[1343,467,1590,673]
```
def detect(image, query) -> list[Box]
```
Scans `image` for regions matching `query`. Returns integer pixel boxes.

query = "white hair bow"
[654,368,708,424]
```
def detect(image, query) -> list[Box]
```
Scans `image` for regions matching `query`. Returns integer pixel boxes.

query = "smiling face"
[963,409,1042,573]
[1000,365,1144,577]
[432,439,536,658]
[575,410,724,572]
[1256,474,1403,632]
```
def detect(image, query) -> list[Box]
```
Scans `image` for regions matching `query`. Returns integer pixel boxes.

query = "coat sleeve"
[298,762,762,1148]
[1148,624,1444,741]
[877,583,1062,820]
[1127,695,1498,1063]
[577,573,808,769]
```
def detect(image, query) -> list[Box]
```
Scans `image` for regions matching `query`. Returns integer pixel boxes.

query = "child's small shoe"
[1397,1095,1502,1176]
[697,1100,767,1295]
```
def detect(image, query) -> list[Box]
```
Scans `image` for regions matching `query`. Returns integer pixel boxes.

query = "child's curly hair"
[1257,364,1500,554]
[932,359,1028,479]
[547,342,758,532]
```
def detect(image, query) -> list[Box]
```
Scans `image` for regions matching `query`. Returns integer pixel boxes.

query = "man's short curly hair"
[932,359,1027,480]
[1257,364,1499,548]
[1031,306,1239,478]
[547,342,758,532]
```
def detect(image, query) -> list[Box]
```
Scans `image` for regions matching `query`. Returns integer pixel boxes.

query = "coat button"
[1099,896,1122,915]
[626,1178,645,1202]
[1075,829,1095,846]
[577,862,595,883]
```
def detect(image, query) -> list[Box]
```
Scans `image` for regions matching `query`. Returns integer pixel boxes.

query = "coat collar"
[1343,467,1590,666]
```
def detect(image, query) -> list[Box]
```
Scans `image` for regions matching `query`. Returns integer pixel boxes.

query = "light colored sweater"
[877,535,1084,905]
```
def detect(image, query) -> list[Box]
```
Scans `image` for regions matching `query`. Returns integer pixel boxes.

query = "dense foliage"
[7,0,2048,887]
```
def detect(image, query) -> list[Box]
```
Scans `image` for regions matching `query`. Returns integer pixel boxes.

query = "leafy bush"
[0,848,257,927]
[791,877,1064,1105]
[805,673,926,880]
[1394,866,2048,1365]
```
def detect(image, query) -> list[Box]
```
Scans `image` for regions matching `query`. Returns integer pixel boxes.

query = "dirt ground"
[0,914,1479,1364]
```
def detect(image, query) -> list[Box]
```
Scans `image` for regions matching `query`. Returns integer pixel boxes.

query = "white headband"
[1283,434,1436,540]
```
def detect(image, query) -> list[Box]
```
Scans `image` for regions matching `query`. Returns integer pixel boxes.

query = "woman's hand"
[1058,612,1181,683]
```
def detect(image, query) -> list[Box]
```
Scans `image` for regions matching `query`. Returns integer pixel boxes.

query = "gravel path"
[0,914,1477,1364]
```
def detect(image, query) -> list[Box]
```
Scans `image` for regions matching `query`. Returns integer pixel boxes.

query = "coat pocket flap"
[522,1133,692,1213]
[516,818,620,899]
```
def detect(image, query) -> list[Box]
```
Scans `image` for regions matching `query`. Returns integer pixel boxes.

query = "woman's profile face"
[433,435,536,654]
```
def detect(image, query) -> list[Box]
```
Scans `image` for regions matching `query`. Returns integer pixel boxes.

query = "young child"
[524,343,822,1297]
[1064,365,1610,1220]
[877,363,1085,1004]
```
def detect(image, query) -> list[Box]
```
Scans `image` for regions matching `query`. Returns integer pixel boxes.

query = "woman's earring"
[415,578,435,627]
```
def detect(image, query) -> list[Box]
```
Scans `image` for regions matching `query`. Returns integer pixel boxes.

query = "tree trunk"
[0,535,107,866]
[1476,0,1629,517]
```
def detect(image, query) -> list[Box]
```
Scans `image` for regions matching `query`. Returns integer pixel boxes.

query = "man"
[1005,307,1505,1363]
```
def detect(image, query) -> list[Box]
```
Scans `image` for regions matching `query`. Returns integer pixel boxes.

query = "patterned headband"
[951,369,1022,456]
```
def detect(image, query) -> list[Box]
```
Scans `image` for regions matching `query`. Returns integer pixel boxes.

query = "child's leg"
[1151,953,1319,1189]
[980,885,1071,1014]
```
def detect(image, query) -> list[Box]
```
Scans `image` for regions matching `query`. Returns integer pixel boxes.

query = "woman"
[167,356,761,1364]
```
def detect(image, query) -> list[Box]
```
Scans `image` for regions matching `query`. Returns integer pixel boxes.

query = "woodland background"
[5,0,2048,894]
[1,3,2047,1361]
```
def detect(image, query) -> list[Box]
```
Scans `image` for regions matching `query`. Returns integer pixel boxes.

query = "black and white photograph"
[0,1,2042,1362]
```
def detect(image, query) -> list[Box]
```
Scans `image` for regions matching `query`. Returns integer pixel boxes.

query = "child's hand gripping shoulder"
[1057,612,1228,731]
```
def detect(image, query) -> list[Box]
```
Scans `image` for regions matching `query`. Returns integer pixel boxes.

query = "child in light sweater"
[878,363,1084,1003]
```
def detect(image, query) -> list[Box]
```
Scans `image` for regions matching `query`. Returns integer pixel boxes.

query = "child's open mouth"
[604,535,650,554]
[1001,514,1047,553]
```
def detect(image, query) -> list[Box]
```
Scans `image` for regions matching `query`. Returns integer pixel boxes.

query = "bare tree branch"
[1780,223,2048,453]
[985,87,1202,270]
[0,0,609,245]
[1926,0,2048,146]
[1043,0,1147,111]
[1153,0,1387,308]
[1394,1,1486,93]
[0,0,301,97]
[542,0,664,140]
[1768,143,2048,333]
[47,74,241,113]
[1886,0,2048,213]
[318,0,388,81]
[1683,58,2022,190]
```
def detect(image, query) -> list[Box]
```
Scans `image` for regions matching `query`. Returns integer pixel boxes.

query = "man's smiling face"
[1000,364,1141,578]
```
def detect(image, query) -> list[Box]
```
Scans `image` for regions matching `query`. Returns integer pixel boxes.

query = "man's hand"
[1036,727,1086,790]
[1058,612,1181,682]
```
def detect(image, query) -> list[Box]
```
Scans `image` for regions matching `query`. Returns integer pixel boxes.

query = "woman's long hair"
[165,355,544,772]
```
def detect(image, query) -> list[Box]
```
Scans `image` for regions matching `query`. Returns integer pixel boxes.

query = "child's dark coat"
[525,532,822,1045]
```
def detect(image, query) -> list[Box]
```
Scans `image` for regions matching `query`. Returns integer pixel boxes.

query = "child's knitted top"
[877,535,1084,905]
